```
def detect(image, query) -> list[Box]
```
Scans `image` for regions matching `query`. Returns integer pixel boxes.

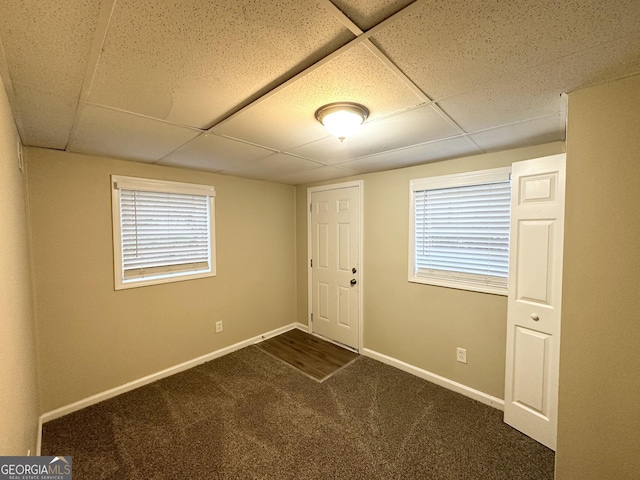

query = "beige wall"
[556,75,640,478]
[0,80,39,454]
[27,148,296,412]
[296,141,565,399]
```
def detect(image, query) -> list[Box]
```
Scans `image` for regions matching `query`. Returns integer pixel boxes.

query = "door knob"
[350,279,357,286]
[352,267,357,274]
[530,313,540,321]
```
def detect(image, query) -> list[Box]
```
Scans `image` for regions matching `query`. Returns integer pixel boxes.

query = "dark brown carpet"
[42,346,554,479]
[255,329,358,381]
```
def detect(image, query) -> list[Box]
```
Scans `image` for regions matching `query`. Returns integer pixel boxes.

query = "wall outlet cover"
[456,347,467,364]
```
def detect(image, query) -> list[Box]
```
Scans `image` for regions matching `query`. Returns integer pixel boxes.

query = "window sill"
[408,275,508,296]
[115,269,216,290]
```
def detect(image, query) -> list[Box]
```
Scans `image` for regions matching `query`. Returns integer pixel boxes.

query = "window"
[111,175,216,289]
[409,167,511,295]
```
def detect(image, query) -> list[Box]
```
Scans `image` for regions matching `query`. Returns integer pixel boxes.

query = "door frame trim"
[307,180,364,352]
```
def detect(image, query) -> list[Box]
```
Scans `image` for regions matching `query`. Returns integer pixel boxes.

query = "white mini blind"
[120,190,210,279]
[411,169,511,292]
[112,176,215,288]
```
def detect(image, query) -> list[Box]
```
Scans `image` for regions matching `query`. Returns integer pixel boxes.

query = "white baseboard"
[294,322,309,332]
[362,348,504,411]
[40,323,299,424]
[38,323,501,437]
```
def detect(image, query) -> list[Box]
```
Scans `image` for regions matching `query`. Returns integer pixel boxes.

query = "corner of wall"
[0,77,40,455]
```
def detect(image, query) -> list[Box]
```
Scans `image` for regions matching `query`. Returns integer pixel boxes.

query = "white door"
[504,153,566,450]
[310,184,361,350]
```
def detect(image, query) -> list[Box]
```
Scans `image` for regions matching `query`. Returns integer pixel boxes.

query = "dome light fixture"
[315,102,369,142]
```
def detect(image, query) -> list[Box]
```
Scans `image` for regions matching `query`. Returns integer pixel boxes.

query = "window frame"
[408,166,512,296]
[111,175,216,290]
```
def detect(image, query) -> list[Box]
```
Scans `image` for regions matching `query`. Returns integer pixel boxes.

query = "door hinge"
[309,203,312,212]
[310,313,313,322]
[310,259,313,267]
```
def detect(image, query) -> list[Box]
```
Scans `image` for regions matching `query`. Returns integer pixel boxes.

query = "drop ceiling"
[1,0,639,185]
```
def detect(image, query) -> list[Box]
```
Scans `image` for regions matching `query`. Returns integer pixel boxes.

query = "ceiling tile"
[67,105,202,162]
[158,134,276,172]
[372,0,640,100]
[336,136,481,174]
[437,79,560,134]
[469,115,565,152]
[330,0,415,31]
[87,0,354,129]
[12,84,78,149]
[220,152,323,182]
[214,42,425,151]
[555,34,640,91]
[0,0,100,97]
[278,165,357,185]
[288,104,462,163]
[0,0,103,146]
[3,0,640,179]
[439,34,640,133]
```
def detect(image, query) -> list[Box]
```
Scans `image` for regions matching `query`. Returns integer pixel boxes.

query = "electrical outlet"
[456,347,467,364]
[215,321,223,333]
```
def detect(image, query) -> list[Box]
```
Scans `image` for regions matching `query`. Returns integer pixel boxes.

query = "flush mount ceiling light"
[315,102,369,142]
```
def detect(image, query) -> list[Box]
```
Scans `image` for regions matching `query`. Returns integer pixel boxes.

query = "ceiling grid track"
[469,113,564,136]
[322,0,438,107]
[321,0,363,36]
[210,0,428,129]
[158,0,430,164]
[64,0,119,151]
[431,31,640,110]
[90,103,204,132]
[5,0,635,182]
[321,0,485,152]
[330,131,474,168]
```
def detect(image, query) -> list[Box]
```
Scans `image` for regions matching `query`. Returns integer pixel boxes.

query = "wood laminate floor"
[255,328,358,381]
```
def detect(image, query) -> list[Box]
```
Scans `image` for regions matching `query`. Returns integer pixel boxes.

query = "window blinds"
[413,179,511,288]
[114,177,213,281]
